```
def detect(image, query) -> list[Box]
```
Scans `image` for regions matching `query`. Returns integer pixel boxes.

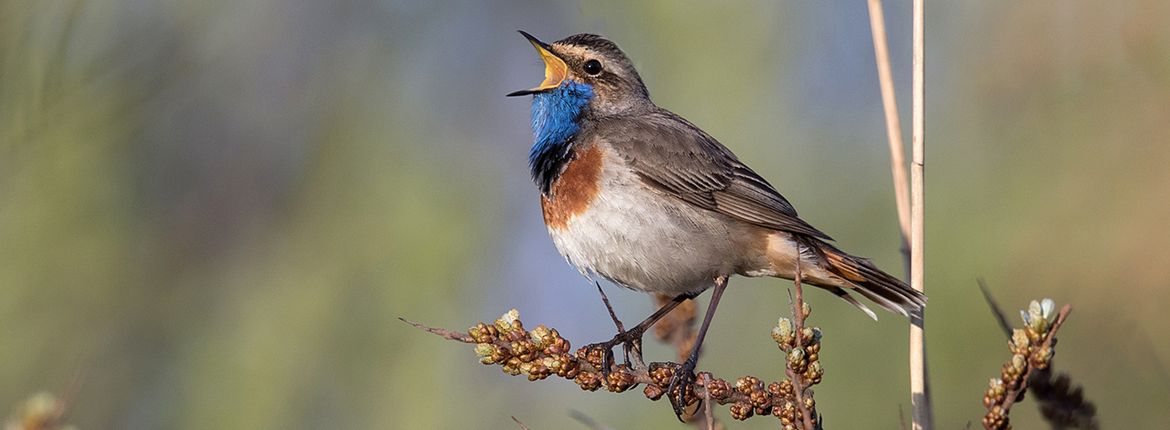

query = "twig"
[512,416,531,430]
[977,279,1013,338]
[982,301,1075,429]
[406,309,822,425]
[700,373,714,430]
[909,0,933,428]
[998,305,1071,413]
[569,410,614,430]
[980,290,1097,429]
[398,317,474,342]
[788,258,818,430]
[866,0,912,274]
[406,317,714,400]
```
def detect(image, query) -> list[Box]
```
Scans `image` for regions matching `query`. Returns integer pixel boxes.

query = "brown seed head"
[730,401,754,420]
[643,384,665,400]
[708,378,731,400]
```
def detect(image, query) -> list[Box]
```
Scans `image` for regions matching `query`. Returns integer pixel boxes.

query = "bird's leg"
[593,283,630,371]
[668,275,729,421]
[585,291,694,376]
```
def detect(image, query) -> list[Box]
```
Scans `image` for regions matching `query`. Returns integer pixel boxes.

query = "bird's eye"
[583,59,603,76]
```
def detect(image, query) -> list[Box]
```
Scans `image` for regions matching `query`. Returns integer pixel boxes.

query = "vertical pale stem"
[909,0,932,429]
[866,0,912,253]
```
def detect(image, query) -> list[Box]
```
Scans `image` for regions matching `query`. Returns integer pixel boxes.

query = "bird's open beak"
[506,31,568,97]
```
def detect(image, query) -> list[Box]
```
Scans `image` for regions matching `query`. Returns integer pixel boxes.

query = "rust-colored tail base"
[805,239,926,320]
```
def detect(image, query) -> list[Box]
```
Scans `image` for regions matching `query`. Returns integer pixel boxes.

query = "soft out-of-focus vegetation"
[1,0,1167,428]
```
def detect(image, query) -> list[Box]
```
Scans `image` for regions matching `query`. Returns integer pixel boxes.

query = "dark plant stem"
[788,256,818,430]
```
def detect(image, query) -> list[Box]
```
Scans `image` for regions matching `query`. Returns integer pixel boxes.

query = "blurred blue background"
[2,0,1168,428]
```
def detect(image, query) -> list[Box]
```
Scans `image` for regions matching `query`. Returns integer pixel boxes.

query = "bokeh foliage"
[2,0,1168,428]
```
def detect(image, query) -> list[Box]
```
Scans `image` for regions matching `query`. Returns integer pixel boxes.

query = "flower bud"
[772,317,794,346]
[495,308,520,331]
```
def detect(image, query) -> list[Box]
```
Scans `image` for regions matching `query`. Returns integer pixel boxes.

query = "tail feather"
[806,239,926,318]
[824,286,879,321]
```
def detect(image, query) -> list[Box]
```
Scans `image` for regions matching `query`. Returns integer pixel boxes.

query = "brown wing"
[593,108,833,241]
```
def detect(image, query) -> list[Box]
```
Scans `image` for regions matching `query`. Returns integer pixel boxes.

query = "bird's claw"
[583,329,645,377]
[622,337,643,367]
[667,358,698,421]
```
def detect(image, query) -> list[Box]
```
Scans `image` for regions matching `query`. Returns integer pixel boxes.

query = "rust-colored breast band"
[541,145,604,230]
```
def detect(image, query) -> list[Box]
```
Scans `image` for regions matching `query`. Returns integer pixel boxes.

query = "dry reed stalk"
[866,0,932,427]
[909,0,933,428]
[866,0,912,257]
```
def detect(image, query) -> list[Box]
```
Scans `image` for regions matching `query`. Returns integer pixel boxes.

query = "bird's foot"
[582,327,646,377]
[667,357,699,421]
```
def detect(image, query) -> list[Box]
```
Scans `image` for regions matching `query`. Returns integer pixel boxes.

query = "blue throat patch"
[529,81,594,194]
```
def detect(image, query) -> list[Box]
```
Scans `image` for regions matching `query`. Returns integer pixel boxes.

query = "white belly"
[547,175,759,296]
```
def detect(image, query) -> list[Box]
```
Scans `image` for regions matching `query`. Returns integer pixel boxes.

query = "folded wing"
[594,109,832,241]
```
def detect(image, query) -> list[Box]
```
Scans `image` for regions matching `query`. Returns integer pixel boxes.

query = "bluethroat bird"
[507,32,926,417]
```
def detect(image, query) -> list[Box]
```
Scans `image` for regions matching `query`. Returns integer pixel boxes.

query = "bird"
[507,31,926,417]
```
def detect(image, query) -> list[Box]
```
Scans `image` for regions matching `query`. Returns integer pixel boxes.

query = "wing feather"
[593,109,833,240]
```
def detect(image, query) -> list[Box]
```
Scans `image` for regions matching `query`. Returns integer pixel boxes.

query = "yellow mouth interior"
[529,41,567,92]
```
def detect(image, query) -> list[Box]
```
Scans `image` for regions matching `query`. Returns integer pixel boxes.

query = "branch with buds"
[981,299,1073,430]
[405,280,825,429]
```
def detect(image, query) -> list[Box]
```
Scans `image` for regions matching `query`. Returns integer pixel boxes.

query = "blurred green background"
[2,0,1168,428]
